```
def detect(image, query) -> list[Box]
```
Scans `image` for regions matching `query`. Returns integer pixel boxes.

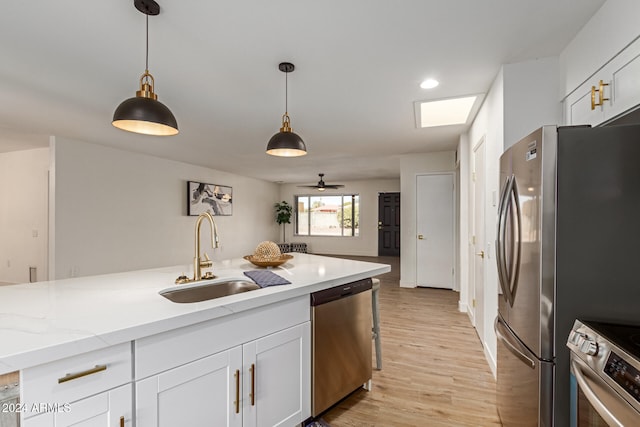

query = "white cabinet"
[21,343,132,427]
[136,347,242,427]
[564,36,640,126]
[134,296,311,427]
[243,323,310,427]
[136,323,310,427]
[23,384,132,427]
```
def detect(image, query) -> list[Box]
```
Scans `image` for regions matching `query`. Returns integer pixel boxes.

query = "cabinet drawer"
[136,295,309,379]
[21,342,132,416]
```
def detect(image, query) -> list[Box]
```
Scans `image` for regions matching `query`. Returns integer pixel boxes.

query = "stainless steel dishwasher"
[311,278,372,417]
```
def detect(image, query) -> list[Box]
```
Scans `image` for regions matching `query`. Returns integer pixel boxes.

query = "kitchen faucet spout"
[193,212,219,282]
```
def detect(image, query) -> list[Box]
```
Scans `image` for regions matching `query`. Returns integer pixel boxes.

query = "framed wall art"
[187,181,233,216]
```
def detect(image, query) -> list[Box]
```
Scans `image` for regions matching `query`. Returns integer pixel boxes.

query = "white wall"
[457,134,470,313]
[399,151,456,287]
[464,69,503,376]
[559,0,640,97]
[461,56,563,376]
[50,137,280,279]
[503,57,562,148]
[278,179,400,256]
[0,148,49,283]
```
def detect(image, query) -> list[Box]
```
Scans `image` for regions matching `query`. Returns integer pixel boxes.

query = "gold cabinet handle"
[599,79,610,105]
[234,369,240,414]
[58,364,107,384]
[417,234,424,240]
[120,416,125,427]
[591,80,610,110]
[476,251,485,259]
[250,363,256,406]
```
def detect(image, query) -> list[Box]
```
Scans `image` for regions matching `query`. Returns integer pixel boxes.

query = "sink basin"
[160,279,260,303]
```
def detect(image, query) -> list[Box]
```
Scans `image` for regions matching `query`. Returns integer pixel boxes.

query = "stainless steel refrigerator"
[494,124,640,426]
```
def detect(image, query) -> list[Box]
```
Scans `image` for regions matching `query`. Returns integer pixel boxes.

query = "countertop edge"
[0,256,390,374]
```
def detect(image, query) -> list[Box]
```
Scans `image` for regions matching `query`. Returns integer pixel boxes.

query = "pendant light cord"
[285,70,288,114]
[145,14,149,73]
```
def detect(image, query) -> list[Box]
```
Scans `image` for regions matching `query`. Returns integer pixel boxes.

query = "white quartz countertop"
[0,254,390,374]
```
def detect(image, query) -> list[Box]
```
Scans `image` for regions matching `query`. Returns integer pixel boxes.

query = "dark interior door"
[378,192,400,256]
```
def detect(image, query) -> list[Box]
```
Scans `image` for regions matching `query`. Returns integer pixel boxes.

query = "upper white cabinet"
[564,37,640,126]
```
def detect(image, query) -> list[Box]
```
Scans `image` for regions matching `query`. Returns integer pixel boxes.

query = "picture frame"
[187,181,233,216]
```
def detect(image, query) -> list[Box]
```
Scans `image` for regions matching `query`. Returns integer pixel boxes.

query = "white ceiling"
[0,0,605,185]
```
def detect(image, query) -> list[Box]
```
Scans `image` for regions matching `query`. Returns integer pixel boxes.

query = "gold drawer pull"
[250,363,256,406]
[57,364,107,384]
[120,416,125,427]
[234,369,240,414]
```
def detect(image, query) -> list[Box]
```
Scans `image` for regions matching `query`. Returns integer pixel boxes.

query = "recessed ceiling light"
[415,95,479,128]
[420,78,439,89]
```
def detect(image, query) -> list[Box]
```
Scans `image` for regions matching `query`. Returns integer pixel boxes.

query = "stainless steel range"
[567,320,640,426]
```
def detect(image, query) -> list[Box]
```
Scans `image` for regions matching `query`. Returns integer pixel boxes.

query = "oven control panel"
[605,351,640,404]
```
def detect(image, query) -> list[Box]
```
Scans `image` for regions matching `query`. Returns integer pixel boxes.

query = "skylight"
[415,95,478,128]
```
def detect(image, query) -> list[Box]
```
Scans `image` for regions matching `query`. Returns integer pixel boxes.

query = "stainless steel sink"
[159,279,260,303]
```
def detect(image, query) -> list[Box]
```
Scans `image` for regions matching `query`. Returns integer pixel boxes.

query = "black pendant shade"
[112,0,178,136]
[267,62,306,157]
[266,113,307,157]
[113,91,178,136]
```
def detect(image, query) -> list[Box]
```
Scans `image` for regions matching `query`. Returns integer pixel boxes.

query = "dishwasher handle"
[310,278,373,306]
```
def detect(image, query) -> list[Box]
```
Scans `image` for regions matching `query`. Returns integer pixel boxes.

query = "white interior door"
[416,174,454,289]
[472,139,486,341]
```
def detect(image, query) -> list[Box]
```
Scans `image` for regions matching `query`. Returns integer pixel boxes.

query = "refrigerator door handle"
[571,357,627,427]
[495,316,535,369]
[496,176,512,304]
[507,176,522,304]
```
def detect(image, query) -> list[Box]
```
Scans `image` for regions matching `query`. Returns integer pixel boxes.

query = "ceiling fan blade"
[296,173,345,190]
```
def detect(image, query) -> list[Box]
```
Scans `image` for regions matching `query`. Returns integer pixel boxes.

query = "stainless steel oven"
[567,320,640,426]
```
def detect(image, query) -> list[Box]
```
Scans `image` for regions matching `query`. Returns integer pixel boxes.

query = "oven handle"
[571,357,625,427]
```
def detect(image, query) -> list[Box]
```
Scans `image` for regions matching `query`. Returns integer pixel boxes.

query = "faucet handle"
[200,252,213,269]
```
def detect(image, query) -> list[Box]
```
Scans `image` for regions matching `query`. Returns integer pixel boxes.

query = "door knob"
[476,251,485,259]
[418,234,424,240]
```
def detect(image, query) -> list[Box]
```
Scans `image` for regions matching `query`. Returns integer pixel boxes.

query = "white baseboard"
[399,280,416,288]
[484,343,497,380]
[458,301,467,313]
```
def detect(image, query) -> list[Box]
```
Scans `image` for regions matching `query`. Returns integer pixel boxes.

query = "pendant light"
[112,0,178,136]
[266,62,307,157]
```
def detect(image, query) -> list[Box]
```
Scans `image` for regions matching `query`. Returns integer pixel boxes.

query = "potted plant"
[274,201,292,243]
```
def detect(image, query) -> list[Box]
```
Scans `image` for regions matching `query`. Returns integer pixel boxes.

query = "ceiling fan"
[297,173,345,192]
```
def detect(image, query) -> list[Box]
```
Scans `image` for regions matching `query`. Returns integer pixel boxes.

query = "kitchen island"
[0,253,389,426]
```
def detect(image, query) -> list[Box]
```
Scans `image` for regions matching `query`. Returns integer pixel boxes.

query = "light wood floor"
[320,255,501,427]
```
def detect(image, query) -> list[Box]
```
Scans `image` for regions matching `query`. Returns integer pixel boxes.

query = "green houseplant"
[274,201,293,243]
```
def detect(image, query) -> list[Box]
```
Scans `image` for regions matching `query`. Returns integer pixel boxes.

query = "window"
[295,194,359,236]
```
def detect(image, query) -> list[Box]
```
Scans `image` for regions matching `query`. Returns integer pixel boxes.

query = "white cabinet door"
[242,323,311,427]
[136,347,242,427]
[563,79,607,126]
[563,37,640,126]
[608,48,640,119]
[23,384,131,427]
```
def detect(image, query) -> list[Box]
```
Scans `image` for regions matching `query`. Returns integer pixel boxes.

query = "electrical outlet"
[32,229,38,238]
